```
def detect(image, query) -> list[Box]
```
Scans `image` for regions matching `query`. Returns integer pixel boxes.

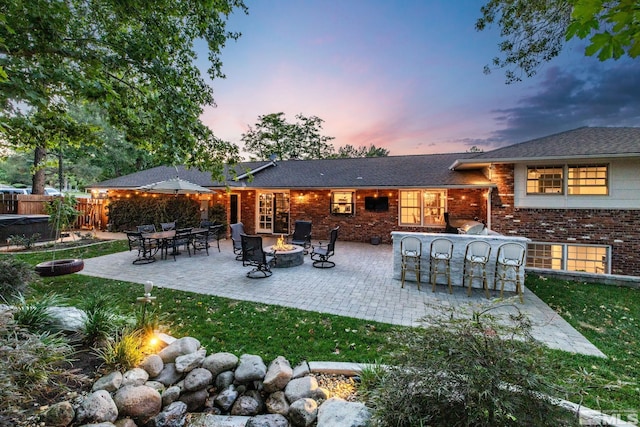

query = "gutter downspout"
[486,187,492,230]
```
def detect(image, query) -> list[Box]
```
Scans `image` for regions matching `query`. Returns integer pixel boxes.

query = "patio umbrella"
[136,177,214,195]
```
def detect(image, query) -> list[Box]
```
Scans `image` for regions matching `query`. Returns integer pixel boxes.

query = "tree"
[241,112,335,161]
[0,0,245,192]
[477,0,640,83]
[335,144,390,158]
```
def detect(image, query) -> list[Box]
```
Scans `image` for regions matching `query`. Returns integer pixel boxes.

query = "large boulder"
[139,354,164,377]
[45,306,87,332]
[183,367,213,392]
[121,367,149,387]
[263,356,293,393]
[316,397,371,427]
[157,337,200,363]
[75,390,118,424]
[114,385,162,419]
[42,401,75,427]
[92,371,123,393]
[153,363,183,386]
[289,398,318,427]
[284,376,319,403]
[202,352,239,377]
[153,401,188,427]
[234,354,267,383]
[175,348,207,373]
[246,414,290,427]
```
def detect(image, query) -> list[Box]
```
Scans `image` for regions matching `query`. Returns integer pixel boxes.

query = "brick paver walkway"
[80,236,605,357]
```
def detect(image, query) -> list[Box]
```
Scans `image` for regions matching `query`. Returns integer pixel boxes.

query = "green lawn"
[2,242,638,413]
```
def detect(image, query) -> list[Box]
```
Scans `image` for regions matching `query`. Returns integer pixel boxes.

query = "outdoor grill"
[457,220,487,235]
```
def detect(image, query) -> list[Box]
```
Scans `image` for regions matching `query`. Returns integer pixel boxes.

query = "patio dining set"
[125,221,225,264]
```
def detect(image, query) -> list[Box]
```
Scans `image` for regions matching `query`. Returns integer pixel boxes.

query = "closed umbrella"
[137,177,214,195]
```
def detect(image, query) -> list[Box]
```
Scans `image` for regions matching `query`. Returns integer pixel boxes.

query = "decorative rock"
[176,348,207,373]
[139,354,164,377]
[114,385,162,419]
[122,367,149,387]
[179,388,209,412]
[214,385,238,412]
[292,362,310,379]
[244,390,264,413]
[162,385,182,407]
[76,390,118,424]
[284,376,319,403]
[289,398,318,427]
[235,354,267,383]
[153,401,187,427]
[80,423,117,427]
[92,371,123,393]
[215,371,234,390]
[42,401,75,426]
[145,380,166,392]
[158,337,200,363]
[184,367,213,392]
[314,387,329,401]
[114,418,137,427]
[202,352,239,377]
[153,363,183,386]
[265,391,289,415]
[246,413,290,427]
[231,395,261,416]
[263,356,293,393]
[186,414,251,426]
[45,306,87,332]
[316,397,371,427]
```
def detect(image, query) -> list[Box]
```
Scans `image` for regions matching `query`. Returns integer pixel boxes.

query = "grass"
[2,242,639,415]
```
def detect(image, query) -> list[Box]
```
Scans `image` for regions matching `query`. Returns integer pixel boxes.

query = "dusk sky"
[199,0,640,158]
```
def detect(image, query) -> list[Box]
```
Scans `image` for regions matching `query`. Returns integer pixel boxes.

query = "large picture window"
[399,190,446,226]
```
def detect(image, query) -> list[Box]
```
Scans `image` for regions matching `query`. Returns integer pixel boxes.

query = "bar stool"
[400,236,422,290]
[494,242,526,303]
[430,238,453,294]
[463,240,491,298]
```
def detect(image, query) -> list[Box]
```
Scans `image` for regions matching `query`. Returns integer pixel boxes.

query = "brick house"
[92,126,640,277]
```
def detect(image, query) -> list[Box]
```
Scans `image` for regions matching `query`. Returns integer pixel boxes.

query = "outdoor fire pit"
[267,235,304,268]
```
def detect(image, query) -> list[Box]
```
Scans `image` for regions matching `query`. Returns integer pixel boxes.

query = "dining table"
[141,228,207,260]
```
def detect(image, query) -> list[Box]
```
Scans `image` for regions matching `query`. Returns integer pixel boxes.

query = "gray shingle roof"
[472,127,640,161]
[91,153,492,190]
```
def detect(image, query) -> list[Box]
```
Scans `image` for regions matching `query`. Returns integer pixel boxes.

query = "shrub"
[12,293,67,333]
[44,195,79,239]
[0,311,75,423]
[106,195,201,231]
[8,233,41,250]
[93,327,146,371]
[0,258,36,302]
[363,301,580,427]
[81,295,129,347]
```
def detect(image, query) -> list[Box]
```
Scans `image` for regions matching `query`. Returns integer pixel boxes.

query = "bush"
[12,293,67,333]
[8,233,41,250]
[363,301,580,427]
[0,258,36,303]
[106,195,201,231]
[82,295,129,347]
[93,327,146,371]
[0,310,75,423]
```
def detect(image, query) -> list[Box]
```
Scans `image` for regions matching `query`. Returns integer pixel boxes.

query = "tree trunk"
[32,144,47,195]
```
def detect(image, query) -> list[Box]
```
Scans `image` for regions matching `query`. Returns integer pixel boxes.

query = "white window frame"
[330,190,355,215]
[526,164,609,196]
[398,189,447,226]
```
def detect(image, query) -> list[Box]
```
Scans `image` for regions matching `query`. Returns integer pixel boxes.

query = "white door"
[256,193,274,233]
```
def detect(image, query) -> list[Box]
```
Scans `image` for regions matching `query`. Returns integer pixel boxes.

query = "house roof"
[90,153,492,190]
[451,127,640,170]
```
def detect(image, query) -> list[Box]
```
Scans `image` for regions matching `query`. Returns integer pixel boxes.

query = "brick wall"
[489,164,640,276]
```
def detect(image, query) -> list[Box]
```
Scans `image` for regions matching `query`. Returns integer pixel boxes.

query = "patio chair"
[160,221,176,231]
[241,233,275,278]
[137,224,157,233]
[191,228,210,256]
[288,220,312,254]
[494,242,526,303]
[208,224,225,252]
[311,226,339,268]
[230,222,245,260]
[126,231,159,264]
[165,228,192,261]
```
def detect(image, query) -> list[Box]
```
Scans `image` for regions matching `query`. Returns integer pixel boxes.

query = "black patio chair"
[288,220,312,254]
[160,221,176,231]
[126,231,159,264]
[191,228,210,256]
[208,224,225,252]
[137,224,157,233]
[165,228,192,261]
[230,222,245,260]
[311,226,339,268]
[241,233,276,278]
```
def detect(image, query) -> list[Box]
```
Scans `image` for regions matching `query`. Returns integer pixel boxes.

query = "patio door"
[256,192,289,234]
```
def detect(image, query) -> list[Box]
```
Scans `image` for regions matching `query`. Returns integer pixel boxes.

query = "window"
[527,166,563,194]
[526,164,609,195]
[568,164,608,195]
[331,191,354,215]
[526,242,609,274]
[399,190,446,226]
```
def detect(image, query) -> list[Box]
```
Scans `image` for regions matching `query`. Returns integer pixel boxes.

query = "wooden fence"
[0,194,108,230]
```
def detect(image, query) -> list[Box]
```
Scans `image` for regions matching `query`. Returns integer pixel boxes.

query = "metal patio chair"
[288,220,312,254]
[241,233,276,278]
[311,226,339,268]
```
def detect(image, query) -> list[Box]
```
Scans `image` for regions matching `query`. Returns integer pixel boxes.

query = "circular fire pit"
[266,244,304,268]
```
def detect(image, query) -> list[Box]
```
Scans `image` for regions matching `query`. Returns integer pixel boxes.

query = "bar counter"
[391,231,530,292]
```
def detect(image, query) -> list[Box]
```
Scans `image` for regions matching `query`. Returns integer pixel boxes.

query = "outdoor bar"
[391,231,530,292]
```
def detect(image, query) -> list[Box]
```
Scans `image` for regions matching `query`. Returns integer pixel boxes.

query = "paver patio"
[80,236,605,357]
